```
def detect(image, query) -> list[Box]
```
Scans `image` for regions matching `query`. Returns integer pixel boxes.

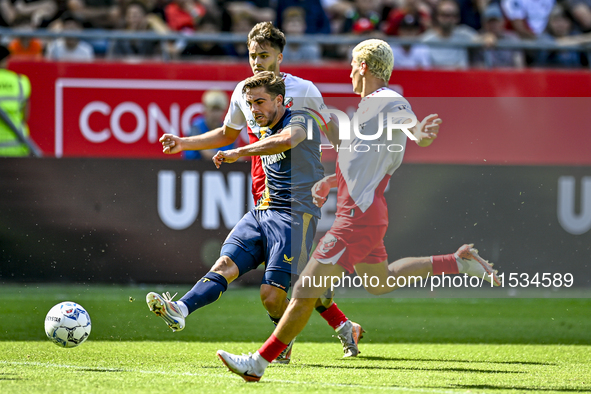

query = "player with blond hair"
[216,39,501,382]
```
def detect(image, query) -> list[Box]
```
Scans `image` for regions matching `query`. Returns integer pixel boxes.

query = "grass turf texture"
[1,284,590,393]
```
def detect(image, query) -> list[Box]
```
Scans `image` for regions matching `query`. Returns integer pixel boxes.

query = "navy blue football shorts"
[221,209,317,293]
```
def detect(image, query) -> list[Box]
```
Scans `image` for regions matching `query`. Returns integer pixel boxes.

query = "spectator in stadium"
[281,7,321,63]
[421,0,479,69]
[383,0,431,36]
[224,0,276,25]
[390,13,432,69]
[224,11,256,58]
[500,0,555,39]
[164,0,207,32]
[276,0,331,34]
[7,17,44,59]
[184,90,234,160]
[455,0,484,31]
[66,0,119,29]
[565,0,591,32]
[477,3,524,68]
[180,14,229,57]
[1,0,58,27]
[109,1,167,59]
[535,4,585,68]
[45,12,94,60]
[0,45,32,156]
[341,0,383,34]
[320,0,354,33]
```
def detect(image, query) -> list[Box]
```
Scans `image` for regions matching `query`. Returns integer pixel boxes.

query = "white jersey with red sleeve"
[223,72,331,204]
[335,87,415,227]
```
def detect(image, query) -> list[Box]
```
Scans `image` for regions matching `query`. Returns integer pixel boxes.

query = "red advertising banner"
[8,60,591,164]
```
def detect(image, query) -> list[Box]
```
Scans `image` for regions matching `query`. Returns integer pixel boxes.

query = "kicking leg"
[217,258,345,381]
[146,255,239,332]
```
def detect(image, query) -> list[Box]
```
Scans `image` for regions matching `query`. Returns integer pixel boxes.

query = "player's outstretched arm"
[312,174,337,208]
[212,125,306,168]
[412,114,442,148]
[159,125,241,155]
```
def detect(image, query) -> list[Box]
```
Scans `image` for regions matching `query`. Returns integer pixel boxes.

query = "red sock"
[320,302,348,330]
[431,253,459,275]
[258,334,288,363]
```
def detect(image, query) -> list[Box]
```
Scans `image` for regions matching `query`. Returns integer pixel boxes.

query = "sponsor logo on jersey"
[283,254,294,264]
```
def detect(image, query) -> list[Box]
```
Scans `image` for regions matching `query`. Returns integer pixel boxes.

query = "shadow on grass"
[441,384,591,392]
[301,363,526,374]
[359,355,556,366]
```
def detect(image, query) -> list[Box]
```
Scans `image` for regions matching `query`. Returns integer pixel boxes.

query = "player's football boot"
[336,320,365,358]
[146,292,185,332]
[217,350,265,382]
[455,244,501,287]
[272,338,295,364]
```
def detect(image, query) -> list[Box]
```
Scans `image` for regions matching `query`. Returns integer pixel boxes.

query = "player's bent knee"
[211,256,239,282]
[260,285,288,317]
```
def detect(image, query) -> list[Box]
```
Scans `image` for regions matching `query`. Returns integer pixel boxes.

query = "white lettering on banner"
[78,101,204,144]
[157,170,247,230]
[111,102,145,143]
[557,176,591,235]
[149,103,179,142]
[158,171,199,230]
[79,102,111,143]
[203,172,245,229]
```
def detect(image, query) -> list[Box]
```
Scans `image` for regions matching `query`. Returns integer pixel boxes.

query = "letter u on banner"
[558,176,591,235]
[158,170,199,230]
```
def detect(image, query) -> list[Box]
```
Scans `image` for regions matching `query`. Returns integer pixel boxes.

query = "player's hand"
[212,149,240,168]
[415,114,441,147]
[159,133,183,154]
[312,178,331,208]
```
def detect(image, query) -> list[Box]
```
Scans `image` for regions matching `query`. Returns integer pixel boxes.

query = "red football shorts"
[312,224,388,274]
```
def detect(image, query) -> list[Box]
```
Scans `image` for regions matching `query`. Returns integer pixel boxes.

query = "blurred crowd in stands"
[1,0,590,68]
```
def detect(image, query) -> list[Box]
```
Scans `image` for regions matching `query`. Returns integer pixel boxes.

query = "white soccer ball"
[44,302,92,348]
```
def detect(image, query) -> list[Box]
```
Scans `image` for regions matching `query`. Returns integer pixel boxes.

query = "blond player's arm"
[312,174,337,208]
[212,125,306,167]
[411,114,442,148]
[159,124,241,155]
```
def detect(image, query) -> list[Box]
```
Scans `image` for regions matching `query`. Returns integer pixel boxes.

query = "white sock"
[175,301,189,318]
[335,320,349,332]
[252,351,270,374]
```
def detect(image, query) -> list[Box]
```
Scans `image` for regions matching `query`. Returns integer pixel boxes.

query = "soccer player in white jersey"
[153,22,362,363]
[216,39,502,382]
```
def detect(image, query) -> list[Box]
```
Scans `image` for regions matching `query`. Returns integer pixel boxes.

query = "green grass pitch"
[0,284,590,393]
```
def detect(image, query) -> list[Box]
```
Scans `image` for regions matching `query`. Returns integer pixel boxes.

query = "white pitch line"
[1,360,462,394]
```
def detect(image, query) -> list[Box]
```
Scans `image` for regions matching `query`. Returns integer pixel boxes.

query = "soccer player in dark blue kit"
[147,71,363,360]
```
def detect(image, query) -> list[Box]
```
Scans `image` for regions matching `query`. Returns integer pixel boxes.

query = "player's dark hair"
[242,71,285,102]
[247,21,286,53]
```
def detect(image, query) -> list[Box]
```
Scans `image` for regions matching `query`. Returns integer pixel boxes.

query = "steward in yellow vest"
[0,45,31,156]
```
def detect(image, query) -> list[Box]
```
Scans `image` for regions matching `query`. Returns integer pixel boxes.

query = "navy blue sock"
[180,272,228,315]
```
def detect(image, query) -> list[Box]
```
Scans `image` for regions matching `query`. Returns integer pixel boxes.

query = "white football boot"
[146,292,186,332]
[217,350,266,382]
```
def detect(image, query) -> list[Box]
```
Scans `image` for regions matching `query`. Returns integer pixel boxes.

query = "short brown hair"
[242,71,285,102]
[247,21,286,53]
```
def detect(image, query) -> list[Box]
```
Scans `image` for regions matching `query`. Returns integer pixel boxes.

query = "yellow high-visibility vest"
[0,69,31,156]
